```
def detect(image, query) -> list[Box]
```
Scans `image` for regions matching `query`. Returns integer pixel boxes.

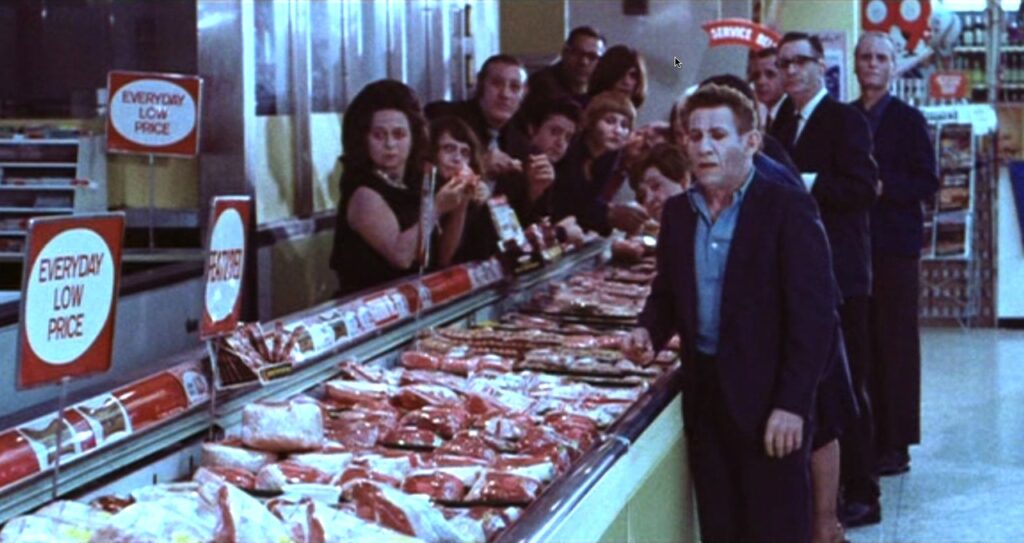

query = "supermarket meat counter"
[0,239,697,543]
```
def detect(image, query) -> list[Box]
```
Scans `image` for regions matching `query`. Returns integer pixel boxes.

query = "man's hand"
[608,202,650,234]
[764,409,804,458]
[525,154,556,201]
[624,327,654,363]
[484,148,523,177]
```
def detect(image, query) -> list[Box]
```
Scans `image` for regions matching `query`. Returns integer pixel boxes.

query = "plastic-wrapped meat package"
[288,452,354,477]
[438,356,479,376]
[324,414,385,450]
[200,440,279,473]
[91,496,136,515]
[561,335,599,350]
[194,465,257,490]
[398,370,468,390]
[435,431,498,462]
[256,460,331,492]
[197,481,295,543]
[324,380,392,407]
[400,351,441,371]
[493,455,557,483]
[464,470,542,505]
[337,361,388,383]
[442,507,522,542]
[342,480,471,543]
[91,484,220,543]
[401,469,467,501]
[350,451,416,481]
[399,405,470,439]
[421,463,486,488]
[462,379,534,414]
[390,384,462,411]
[381,427,444,450]
[521,426,583,460]
[474,412,533,446]
[273,499,425,543]
[333,466,402,488]
[242,401,324,453]
[544,411,600,448]
[0,501,111,543]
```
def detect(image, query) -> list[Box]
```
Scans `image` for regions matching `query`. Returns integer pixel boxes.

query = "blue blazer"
[640,170,839,440]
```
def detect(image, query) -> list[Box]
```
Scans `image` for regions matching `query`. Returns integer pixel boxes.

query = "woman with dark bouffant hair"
[587,45,648,109]
[330,80,472,296]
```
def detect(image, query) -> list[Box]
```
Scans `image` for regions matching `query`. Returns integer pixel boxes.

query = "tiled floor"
[847,327,1024,543]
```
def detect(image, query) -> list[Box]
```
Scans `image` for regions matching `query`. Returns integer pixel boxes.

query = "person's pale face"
[479,63,527,128]
[685,106,756,191]
[529,114,576,163]
[594,112,632,153]
[435,132,472,180]
[638,166,685,219]
[615,66,640,95]
[778,40,825,104]
[367,109,411,178]
[855,36,896,92]
[563,36,604,87]
[749,55,785,107]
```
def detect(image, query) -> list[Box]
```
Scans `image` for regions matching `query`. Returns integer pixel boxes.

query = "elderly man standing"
[852,31,938,480]
[770,31,882,529]
[632,84,838,543]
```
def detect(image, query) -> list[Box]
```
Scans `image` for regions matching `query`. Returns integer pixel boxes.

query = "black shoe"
[839,500,881,528]
[876,450,910,476]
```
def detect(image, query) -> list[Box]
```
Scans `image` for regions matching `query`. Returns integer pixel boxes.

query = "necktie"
[792,113,804,146]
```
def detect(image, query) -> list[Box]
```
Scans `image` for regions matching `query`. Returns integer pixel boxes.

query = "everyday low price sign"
[18,214,125,388]
[200,196,251,339]
[106,71,202,157]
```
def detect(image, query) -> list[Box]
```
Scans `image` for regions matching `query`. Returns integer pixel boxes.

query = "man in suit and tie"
[770,31,882,528]
[852,31,938,479]
[631,84,838,543]
[749,47,792,132]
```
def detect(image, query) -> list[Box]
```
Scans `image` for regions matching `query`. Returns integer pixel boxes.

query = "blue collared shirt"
[689,169,755,356]
[854,92,892,136]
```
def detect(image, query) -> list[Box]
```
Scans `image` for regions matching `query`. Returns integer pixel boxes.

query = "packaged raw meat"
[543,412,599,435]
[493,455,557,483]
[520,426,582,459]
[400,351,441,371]
[273,499,424,543]
[398,370,468,390]
[476,354,513,373]
[242,401,324,453]
[464,471,542,505]
[436,431,497,462]
[200,441,278,473]
[381,427,444,450]
[438,356,479,376]
[199,481,295,543]
[350,452,416,480]
[337,361,388,383]
[0,501,111,543]
[194,465,258,490]
[92,485,220,543]
[443,507,522,542]
[324,380,392,407]
[341,480,470,543]
[90,496,135,515]
[390,384,462,411]
[518,442,573,472]
[323,415,383,450]
[287,452,354,476]
[399,405,470,439]
[256,461,331,492]
[401,470,467,501]
[462,379,534,413]
[333,466,402,488]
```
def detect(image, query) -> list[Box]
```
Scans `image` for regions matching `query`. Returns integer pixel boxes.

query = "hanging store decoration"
[701,18,782,52]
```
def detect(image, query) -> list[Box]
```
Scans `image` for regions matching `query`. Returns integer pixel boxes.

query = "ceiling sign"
[701,18,782,51]
[18,214,125,388]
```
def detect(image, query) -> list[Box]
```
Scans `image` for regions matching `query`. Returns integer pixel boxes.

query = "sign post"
[17,212,125,496]
[201,196,251,434]
[106,70,202,249]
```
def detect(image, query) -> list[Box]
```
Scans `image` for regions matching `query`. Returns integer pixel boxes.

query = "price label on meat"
[201,196,251,339]
[18,214,125,388]
[106,70,202,157]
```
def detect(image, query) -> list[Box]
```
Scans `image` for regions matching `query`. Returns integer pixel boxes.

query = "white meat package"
[242,401,325,452]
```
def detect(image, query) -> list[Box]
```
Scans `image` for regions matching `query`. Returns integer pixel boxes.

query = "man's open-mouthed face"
[685,105,758,191]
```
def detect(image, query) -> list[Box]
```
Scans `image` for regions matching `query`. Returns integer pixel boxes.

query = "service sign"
[106,70,202,157]
[201,196,251,339]
[18,214,125,389]
[702,18,781,52]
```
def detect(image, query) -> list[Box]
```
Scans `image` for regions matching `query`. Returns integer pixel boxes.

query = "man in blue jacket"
[853,31,938,480]
[632,84,838,543]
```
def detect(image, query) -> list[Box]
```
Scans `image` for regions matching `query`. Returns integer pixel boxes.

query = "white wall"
[997,166,1024,318]
[567,0,752,125]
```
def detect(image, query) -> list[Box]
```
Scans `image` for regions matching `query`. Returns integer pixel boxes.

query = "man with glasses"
[526,26,605,108]
[770,31,882,530]
[852,31,937,486]
[749,47,791,132]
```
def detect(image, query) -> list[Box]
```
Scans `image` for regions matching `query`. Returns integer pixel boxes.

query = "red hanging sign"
[701,18,782,52]
[200,196,252,339]
[18,214,125,388]
[106,70,202,157]
[929,71,969,99]
[862,0,932,53]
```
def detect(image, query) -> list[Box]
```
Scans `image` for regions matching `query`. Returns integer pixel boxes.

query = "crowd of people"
[329,26,938,543]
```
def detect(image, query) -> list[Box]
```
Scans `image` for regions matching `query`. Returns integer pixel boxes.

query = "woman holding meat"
[330,80,472,297]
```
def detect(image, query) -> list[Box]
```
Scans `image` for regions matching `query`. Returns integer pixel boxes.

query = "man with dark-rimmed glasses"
[526,26,605,108]
[770,31,883,532]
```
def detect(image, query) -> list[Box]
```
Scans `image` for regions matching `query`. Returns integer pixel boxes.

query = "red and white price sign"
[929,71,969,100]
[701,18,782,52]
[18,214,125,389]
[201,196,251,339]
[106,70,202,157]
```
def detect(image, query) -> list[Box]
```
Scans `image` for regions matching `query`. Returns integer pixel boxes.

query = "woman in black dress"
[330,80,471,297]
